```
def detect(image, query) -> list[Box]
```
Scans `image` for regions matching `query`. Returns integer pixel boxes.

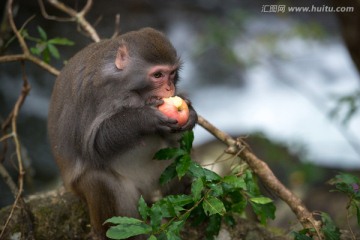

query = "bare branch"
[38,0,74,22]
[78,0,92,16]
[111,14,121,39]
[0,54,60,76]
[7,0,29,55]
[43,0,100,42]
[0,61,33,239]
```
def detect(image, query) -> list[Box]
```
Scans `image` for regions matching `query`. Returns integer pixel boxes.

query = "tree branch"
[197,115,323,237]
[41,0,100,42]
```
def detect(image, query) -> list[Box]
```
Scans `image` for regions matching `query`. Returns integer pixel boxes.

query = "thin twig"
[38,0,74,22]
[111,14,121,39]
[0,54,60,76]
[7,0,29,55]
[197,114,323,237]
[42,0,100,42]
[0,60,33,239]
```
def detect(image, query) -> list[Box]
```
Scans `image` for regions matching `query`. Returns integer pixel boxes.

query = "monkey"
[47,28,197,239]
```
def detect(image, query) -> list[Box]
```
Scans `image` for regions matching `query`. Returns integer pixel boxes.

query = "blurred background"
[1,0,359,231]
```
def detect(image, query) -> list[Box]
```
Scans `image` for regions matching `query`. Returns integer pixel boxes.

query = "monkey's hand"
[179,98,198,131]
[146,98,182,134]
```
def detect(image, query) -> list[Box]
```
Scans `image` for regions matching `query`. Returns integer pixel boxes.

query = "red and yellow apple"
[158,96,189,126]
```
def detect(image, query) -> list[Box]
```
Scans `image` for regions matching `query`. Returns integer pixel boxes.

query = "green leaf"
[166,220,184,240]
[138,196,149,221]
[105,216,143,225]
[222,175,246,190]
[202,197,226,216]
[150,204,163,230]
[42,48,51,63]
[154,148,186,160]
[188,162,221,182]
[244,170,261,196]
[48,37,74,45]
[329,172,360,196]
[203,168,222,182]
[250,197,273,205]
[180,130,194,152]
[205,214,222,239]
[148,235,157,240]
[176,154,191,178]
[106,223,152,239]
[293,230,313,240]
[321,212,340,240]
[37,26,47,40]
[355,203,360,226]
[208,183,223,197]
[191,178,204,201]
[30,47,41,56]
[47,43,60,59]
[159,162,177,185]
[231,198,247,214]
[165,194,193,206]
[250,202,276,225]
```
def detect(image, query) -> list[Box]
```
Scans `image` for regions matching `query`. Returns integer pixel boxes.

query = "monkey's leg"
[75,170,142,239]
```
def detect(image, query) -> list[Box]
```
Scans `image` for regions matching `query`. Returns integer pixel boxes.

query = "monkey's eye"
[170,70,177,77]
[153,72,163,78]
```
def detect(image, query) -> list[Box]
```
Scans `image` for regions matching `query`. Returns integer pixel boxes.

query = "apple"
[158,96,190,126]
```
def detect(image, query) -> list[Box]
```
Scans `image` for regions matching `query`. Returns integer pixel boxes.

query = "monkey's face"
[147,64,179,98]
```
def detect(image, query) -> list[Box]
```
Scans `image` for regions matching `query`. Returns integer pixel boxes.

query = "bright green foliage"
[294,172,360,239]
[329,172,360,227]
[22,26,74,63]
[106,130,276,239]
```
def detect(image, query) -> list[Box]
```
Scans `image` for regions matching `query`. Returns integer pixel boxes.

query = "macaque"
[47,28,197,239]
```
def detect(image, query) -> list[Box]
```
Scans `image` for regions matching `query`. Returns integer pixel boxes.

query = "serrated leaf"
[222,175,246,190]
[203,168,221,182]
[159,162,177,185]
[48,37,74,45]
[154,148,186,160]
[180,130,194,152]
[202,197,226,216]
[188,162,221,182]
[106,223,151,239]
[250,197,273,205]
[150,204,162,230]
[37,26,47,40]
[176,154,191,178]
[138,196,149,221]
[166,194,193,206]
[47,43,60,59]
[191,178,204,201]
[188,162,206,178]
[166,220,184,240]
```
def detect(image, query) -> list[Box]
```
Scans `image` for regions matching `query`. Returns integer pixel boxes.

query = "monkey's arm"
[93,105,179,159]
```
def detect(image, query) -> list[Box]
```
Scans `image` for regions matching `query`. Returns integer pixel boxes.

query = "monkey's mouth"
[150,95,174,101]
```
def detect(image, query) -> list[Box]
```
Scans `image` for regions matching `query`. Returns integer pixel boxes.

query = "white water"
[190,37,360,168]
[169,17,360,169]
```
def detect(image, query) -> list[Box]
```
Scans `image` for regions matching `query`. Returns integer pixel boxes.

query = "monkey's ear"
[115,44,129,70]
